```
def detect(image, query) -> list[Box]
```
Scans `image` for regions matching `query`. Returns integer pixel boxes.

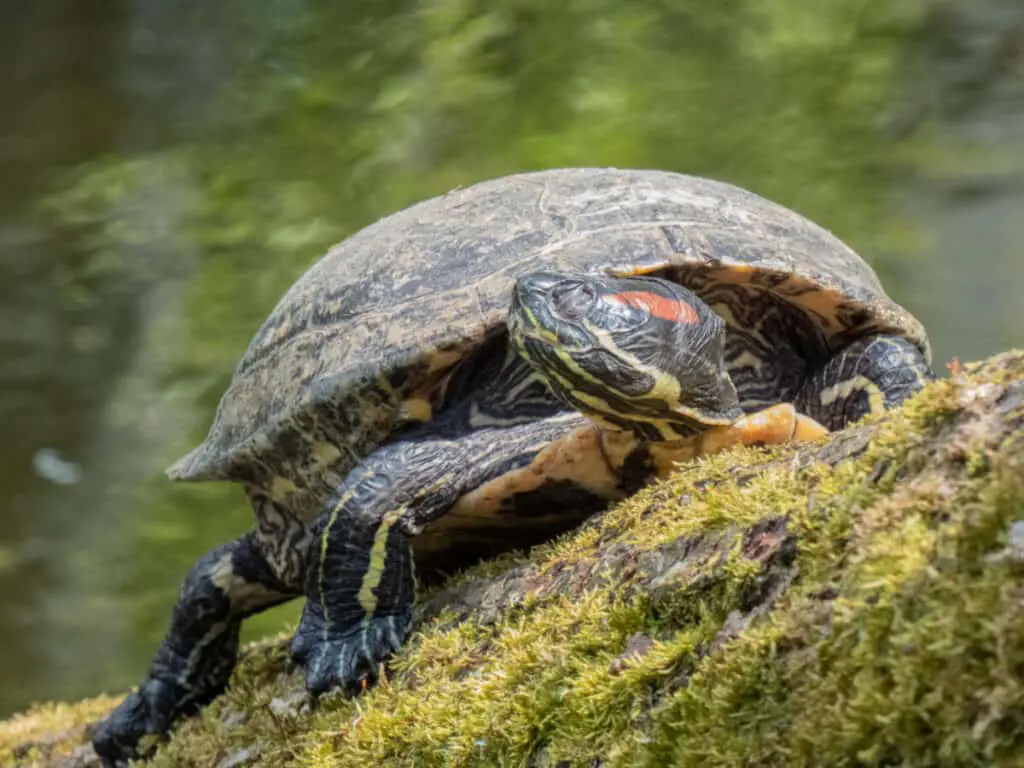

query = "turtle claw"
[298,615,410,697]
[91,678,186,767]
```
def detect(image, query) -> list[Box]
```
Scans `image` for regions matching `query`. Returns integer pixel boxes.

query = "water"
[0,0,1021,717]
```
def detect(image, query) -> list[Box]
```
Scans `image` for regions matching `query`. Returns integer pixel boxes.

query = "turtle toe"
[301,615,410,696]
[91,678,186,766]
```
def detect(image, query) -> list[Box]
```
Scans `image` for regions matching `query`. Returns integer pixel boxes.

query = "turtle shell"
[168,168,928,518]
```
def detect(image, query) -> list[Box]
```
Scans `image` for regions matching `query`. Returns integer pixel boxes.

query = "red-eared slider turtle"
[93,168,933,764]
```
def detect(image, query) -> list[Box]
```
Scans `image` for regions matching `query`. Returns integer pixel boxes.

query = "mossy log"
[4,351,1023,767]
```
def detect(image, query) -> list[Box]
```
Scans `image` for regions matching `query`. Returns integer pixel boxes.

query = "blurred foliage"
[33,0,964,697]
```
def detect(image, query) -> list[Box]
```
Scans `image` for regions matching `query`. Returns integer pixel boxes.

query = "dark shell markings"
[169,168,928,520]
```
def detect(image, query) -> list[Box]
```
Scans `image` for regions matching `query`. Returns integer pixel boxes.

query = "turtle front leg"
[291,495,417,696]
[292,437,504,696]
[795,335,935,431]
[293,411,586,696]
[91,532,298,766]
[695,403,828,454]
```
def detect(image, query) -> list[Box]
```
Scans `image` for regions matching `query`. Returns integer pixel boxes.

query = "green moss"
[4,351,1024,766]
[644,455,1024,766]
[0,696,120,765]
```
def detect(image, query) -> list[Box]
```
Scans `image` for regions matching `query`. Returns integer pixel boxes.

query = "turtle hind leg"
[795,334,935,431]
[91,531,300,766]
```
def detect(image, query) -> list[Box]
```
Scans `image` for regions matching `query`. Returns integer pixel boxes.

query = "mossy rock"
[4,350,1024,767]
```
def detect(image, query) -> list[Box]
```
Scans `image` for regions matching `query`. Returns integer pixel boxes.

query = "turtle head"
[509,272,743,440]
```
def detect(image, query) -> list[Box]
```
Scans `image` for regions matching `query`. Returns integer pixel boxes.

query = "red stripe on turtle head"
[606,290,700,324]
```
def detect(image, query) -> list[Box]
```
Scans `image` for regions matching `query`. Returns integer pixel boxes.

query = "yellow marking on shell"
[377,373,398,402]
[312,442,342,465]
[408,347,466,407]
[819,375,886,415]
[791,288,845,332]
[357,507,405,620]
[426,347,464,373]
[269,475,299,500]
[607,260,673,278]
[400,396,433,422]
[700,265,848,334]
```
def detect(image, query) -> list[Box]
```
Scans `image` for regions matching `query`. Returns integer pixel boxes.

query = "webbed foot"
[698,403,829,455]
[292,611,411,695]
[298,498,416,696]
[91,678,192,767]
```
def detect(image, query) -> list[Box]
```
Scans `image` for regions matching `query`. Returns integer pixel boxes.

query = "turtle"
[92,168,933,764]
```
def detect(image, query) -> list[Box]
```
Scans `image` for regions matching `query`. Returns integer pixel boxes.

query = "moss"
[0,697,120,765]
[4,350,1024,767]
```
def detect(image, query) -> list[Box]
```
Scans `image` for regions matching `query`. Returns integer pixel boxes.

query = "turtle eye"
[551,282,597,320]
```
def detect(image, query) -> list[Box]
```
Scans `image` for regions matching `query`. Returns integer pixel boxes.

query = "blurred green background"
[0,0,1021,717]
